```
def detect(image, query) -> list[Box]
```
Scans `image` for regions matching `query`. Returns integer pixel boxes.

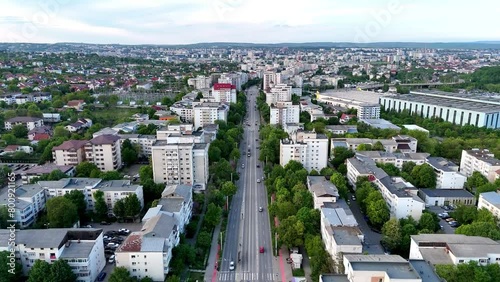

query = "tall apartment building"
[187,75,212,89]
[425,157,466,189]
[151,141,209,185]
[211,83,236,104]
[193,102,229,130]
[270,101,300,126]
[118,134,157,157]
[266,83,292,106]
[0,229,106,282]
[460,149,500,182]
[280,130,329,172]
[0,185,47,228]
[84,135,122,171]
[263,72,282,91]
[156,124,195,139]
[52,140,88,166]
[169,101,194,123]
[478,191,500,220]
[357,104,381,119]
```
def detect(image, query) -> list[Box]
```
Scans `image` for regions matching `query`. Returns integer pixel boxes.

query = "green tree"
[196,231,212,250]
[46,197,78,228]
[381,218,402,251]
[455,221,500,240]
[0,206,9,229]
[139,165,153,182]
[366,199,390,229]
[465,171,489,192]
[12,124,28,138]
[75,162,100,177]
[357,143,373,151]
[27,260,52,282]
[309,169,320,176]
[418,212,438,232]
[166,276,181,282]
[278,216,305,248]
[330,172,348,200]
[93,190,108,221]
[109,267,135,282]
[410,164,436,188]
[121,139,138,166]
[221,181,237,197]
[100,170,122,180]
[124,194,142,218]
[204,203,222,230]
[293,189,314,209]
[451,205,478,225]
[63,190,87,222]
[53,126,70,138]
[0,251,23,281]
[49,259,77,282]
[319,167,335,177]
[113,199,126,218]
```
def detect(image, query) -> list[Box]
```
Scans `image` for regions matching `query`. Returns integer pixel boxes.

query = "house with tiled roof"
[66,100,85,111]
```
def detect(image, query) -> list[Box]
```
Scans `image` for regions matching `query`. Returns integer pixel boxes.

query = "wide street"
[218,86,278,281]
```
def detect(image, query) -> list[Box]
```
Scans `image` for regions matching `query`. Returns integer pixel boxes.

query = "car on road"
[257,164,260,168]
[259,247,264,253]
[255,139,258,141]
[108,255,115,264]
[351,195,356,201]
[241,163,245,168]
[229,261,235,271]
[257,179,261,183]
[100,221,111,225]
[97,272,106,282]
[259,207,263,212]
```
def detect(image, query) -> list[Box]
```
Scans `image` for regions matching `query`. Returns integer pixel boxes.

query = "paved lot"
[426,206,457,234]
[347,192,384,254]
[92,221,143,233]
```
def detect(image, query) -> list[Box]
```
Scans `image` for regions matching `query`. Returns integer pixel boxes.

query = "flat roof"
[320,89,384,104]
[480,191,500,206]
[332,227,363,246]
[322,206,358,227]
[60,241,95,259]
[319,274,349,282]
[307,176,339,198]
[420,188,474,198]
[359,119,401,130]
[426,157,460,172]
[408,260,441,282]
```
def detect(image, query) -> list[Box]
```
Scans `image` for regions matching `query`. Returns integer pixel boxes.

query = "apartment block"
[321,202,363,261]
[39,178,144,216]
[460,149,500,182]
[307,176,339,209]
[478,191,500,220]
[331,135,418,154]
[266,83,292,106]
[355,151,429,169]
[169,102,194,123]
[409,234,500,266]
[212,83,236,104]
[0,228,105,282]
[84,135,122,171]
[52,140,88,166]
[0,185,47,228]
[116,214,180,281]
[425,157,466,189]
[21,164,75,184]
[142,184,193,233]
[263,72,282,91]
[280,131,329,172]
[5,116,44,131]
[187,75,212,89]
[151,141,209,186]
[118,134,157,157]
[270,101,300,126]
[343,255,424,282]
[193,102,229,130]
[347,156,425,220]
[156,124,195,140]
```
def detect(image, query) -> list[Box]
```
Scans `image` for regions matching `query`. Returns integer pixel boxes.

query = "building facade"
[460,149,500,182]
[84,135,122,171]
[5,116,44,131]
[280,131,329,172]
[52,140,88,166]
[212,83,236,104]
[270,101,300,127]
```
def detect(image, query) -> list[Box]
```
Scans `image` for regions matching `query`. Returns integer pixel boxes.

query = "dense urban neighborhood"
[1,42,500,282]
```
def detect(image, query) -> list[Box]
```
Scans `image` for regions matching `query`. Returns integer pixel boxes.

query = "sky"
[0,0,499,45]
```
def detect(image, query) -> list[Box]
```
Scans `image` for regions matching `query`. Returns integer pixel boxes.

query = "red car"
[259,247,264,253]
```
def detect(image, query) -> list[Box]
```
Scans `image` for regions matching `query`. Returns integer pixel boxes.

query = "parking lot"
[426,206,457,234]
[93,222,143,281]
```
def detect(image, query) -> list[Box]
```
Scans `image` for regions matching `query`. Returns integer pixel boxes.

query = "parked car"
[101,221,111,225]
[351,195,356,201]
[97,272,106,282]
[257,179,261,183]
[105,231,118,236]
[445,218,455,222]
[107,242,119,249]
[259,207,263,212]
[108,255,115,264]
[119,228,130,235]
[450,221,461,228]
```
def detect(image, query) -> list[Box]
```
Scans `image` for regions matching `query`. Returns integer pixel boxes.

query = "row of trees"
[354,177,390,229]
[452,205,500,240]
[265,161,333,281]
[377,161,437,189]
[436,261,500,282]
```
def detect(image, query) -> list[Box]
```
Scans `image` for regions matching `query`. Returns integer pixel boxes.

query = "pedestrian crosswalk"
[217,271,277,281]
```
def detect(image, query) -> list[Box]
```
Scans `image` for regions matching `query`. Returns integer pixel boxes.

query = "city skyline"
[0,0,499,45]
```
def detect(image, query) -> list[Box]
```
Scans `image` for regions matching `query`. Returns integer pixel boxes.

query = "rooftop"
[464,149,500,166]
[319,274,349,282]
[161,184,191,202]
[22,164,74,175]
[60,241,95,259]
[480,191,500,207]
[420,188,474,198]
[322,205,358,227]
[307,176,339,198]
[7,116,42,123]
[320,89,384,104]
[359,119,401,130]
[426,157,460,172]
[38,178,102,190]
[331,227,363,246]
[14,228,102,249]
[52,140,88,151]
[89,134,121,145]
[345,254,421,280]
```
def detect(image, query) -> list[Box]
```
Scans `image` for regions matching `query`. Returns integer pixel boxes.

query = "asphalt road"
[218,86,278,281]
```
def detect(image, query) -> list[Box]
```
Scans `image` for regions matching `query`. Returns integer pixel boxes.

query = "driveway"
[426,206,456,234]
[347,192,384,254]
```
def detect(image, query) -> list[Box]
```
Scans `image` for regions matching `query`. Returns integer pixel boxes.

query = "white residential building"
[187,75,212,89]
[193,102,229,130]
[5,116,44,131]
[270,101,300,126]
[0,185,47,228]
[347,156,425,220]
[266,83,292,106]
[460,149,500,182]
[263,72,282,91]
[315,91,381,119]
[212,83,236,104]
[355,151,429,169]
[425,157,466,189]
[409,234,500,266]
[478,191,500,220]
[307,176,339,209]
[84,135,122,171]
[280,131,329,172]
[343,255,423,282]
[331,135,418,154]
[115,214,180,281]
[0,229,105,282]
[118,134,157,157]
[151,141,209,186]
[169,102,194,123]
[156,124,195,139]
[142,184,193,233]
[39,178,144,215]
[321,202,363,261]
[52,140,88,166]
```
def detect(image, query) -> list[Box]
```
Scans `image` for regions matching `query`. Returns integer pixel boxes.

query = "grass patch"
[187,271,205,282]
[292,268,305,277]
[91,107,141,127]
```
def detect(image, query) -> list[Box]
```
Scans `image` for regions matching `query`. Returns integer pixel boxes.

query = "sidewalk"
[299,246,312,282]
[279,246,294,282]
[204,222,222,282]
